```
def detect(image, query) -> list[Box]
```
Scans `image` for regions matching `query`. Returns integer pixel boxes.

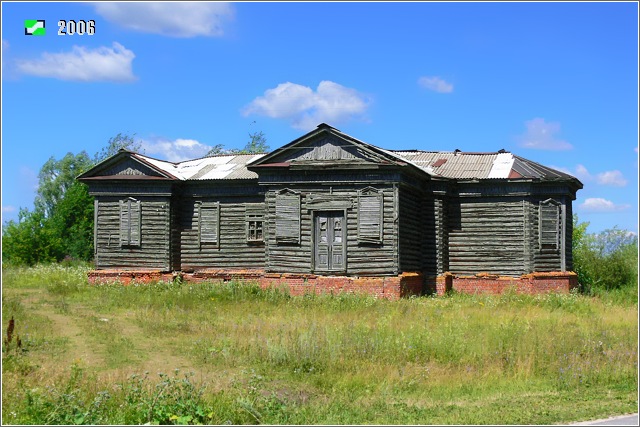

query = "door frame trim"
[311,209,348,274]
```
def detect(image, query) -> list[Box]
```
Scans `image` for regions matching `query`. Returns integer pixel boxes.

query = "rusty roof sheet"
[392,151,576,182]
[392,151,501,179]
[132,153,266,181]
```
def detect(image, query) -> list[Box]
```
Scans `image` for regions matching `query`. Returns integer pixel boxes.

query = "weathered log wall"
[264,184,398,276]
[447,197,527,276]
[95,196,171,270]
[178,195,266,271]
[398,184,437,276]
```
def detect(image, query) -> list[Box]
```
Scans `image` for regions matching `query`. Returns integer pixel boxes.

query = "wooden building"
[78,124,583,297]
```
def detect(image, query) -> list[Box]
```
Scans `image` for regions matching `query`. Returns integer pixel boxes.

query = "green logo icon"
[25,20,46,36]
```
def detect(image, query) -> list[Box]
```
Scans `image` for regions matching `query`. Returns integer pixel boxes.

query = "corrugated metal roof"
[393,151,500,179]
[392,150,579,182]
[132,153,266,181]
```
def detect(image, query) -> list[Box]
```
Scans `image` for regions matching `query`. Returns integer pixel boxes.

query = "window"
[119,197,141,247]
[275,189,300,244]
[539,199,561,251]
[358,187,383,244]
[198,202,220,246]
[246,203,265,243]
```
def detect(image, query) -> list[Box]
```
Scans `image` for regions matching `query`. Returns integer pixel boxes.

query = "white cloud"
[93,2,234,37]
[550,164,627,186]
[595,170,627,187]
[418,76,453,93]
[580,198,630,212]
[517,118,573,150]
[16,42,136,82]
[141,138,213,162]
[574,164,591,181]
[2,205,16,214]
[242,81,371,130]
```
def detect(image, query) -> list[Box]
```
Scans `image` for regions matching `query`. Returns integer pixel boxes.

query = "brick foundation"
[88,269,577,298]
[431,271,578,296]
[88,269,423,300]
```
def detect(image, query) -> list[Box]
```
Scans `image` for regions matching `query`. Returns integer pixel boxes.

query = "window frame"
[275,189,300,244]
[357,187,383,244]
[119,197,141,247]
[539,198,561,251]
[245,203,265,243]
[198,201,220,248]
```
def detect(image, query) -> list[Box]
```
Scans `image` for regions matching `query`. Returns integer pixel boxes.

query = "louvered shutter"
[275,191,300,244]
[539,200,560,251]
[120,198,141,246]
[129,199,141,246]
[119,200,129,246]
[199,202,220,245]
[358,188,383,244]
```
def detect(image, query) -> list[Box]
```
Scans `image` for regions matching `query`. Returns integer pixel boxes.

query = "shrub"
[573,216,638,294]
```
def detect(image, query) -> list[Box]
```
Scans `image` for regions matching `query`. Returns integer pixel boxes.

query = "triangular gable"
[77,150,179,181]
[247,123,412,169]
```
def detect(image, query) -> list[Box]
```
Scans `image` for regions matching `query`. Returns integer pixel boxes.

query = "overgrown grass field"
[2,265,637,424]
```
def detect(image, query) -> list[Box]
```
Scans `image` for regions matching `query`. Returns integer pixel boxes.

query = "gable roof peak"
[316,123,340,132]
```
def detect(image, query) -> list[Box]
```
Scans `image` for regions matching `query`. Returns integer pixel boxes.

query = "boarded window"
[119,198,141,246]
[199,202,220,246]
[275,190,300,244]
[539,199,561,251]
[358,187,383,244]
[246,203,265,243]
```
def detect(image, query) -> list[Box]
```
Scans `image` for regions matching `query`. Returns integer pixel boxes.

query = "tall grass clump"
[1,263,91,295]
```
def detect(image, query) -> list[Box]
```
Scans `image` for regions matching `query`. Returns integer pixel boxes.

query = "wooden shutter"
[119,198,141,246]
[275,190,300,244]
[358,187,383,244]
[199,202,220,246]
[539,199,561,251]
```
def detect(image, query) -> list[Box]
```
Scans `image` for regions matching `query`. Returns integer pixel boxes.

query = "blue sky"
[1,1,638,235]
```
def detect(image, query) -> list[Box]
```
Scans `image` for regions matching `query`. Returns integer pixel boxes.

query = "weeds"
[2,265,638,425]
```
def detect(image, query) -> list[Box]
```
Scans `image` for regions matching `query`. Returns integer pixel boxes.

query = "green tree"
[205,131,269,157]
[572,214,638,293]
[35,151,93,219]
[3,133,140,265]
[2,208,61,265]
[94,133,142,163]
[239,131,269,154]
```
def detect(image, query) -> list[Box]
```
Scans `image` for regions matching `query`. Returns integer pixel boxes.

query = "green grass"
[2,265,637,424]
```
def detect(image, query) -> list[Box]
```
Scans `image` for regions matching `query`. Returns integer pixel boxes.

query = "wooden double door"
[314,211,345,272]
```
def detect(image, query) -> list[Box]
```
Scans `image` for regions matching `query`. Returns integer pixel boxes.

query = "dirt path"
[10,288,194,376]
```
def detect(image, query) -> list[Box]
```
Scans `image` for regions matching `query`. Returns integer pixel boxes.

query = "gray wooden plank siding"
[170,195,182,271]
[265,185,398,276]
[95,196,171,270]
[447,197,526,276]
[179,196,265,271]
[398,185,436,275]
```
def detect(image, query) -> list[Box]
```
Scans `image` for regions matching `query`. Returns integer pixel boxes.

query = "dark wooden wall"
[398,184,437,276]
[264,184,398,276]
[95,195,171,270]
[447,197,527,276]
[530,195,567,272]
[177,183,266,271]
